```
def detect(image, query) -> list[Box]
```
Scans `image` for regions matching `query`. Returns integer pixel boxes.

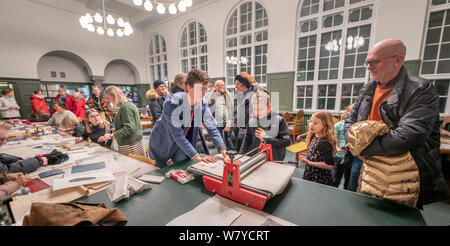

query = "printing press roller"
[201,144,273,211]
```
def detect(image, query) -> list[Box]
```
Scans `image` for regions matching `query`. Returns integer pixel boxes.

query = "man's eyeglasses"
[364,55,398,68]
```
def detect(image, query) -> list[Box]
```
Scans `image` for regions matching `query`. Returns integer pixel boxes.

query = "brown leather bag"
[348,121,420,208]
[23,202,127,226]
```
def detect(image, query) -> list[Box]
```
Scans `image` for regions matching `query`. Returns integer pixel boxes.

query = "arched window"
[148,34,168,83]
[224,1,269,92]
[421,0,450,114]
[295,0,374,113]
[180,21,208,73]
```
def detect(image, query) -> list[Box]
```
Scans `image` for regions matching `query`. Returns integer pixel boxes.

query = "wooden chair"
[282,112,292,124]
[288,109,304,143]
[333,116,340,125]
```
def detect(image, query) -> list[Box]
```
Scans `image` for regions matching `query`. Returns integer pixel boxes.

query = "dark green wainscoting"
[0,77,41,120]
[267,71,295,113]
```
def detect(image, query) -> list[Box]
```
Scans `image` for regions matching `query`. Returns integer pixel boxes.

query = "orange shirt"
[368,86,393,122]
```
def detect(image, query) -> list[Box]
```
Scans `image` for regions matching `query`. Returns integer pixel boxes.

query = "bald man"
[343,39,449,206]
[207,80,233,149]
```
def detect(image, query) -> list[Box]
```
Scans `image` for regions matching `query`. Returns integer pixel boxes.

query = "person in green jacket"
[103,86,144,156]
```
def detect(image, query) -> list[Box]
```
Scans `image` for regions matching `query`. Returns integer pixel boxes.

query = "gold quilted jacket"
[348,121,420,208]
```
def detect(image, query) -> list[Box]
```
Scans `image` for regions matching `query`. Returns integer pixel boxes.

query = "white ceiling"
[71,0,214,29]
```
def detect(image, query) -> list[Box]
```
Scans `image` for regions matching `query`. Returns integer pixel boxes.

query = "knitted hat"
[153,80,165,89]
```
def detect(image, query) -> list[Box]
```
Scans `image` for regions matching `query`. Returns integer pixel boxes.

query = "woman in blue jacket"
[149,69,229,168]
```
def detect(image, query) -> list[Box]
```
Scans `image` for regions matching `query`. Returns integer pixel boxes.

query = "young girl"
[75,109,114,147]
[298,111,337,186]
[59,115,85,137]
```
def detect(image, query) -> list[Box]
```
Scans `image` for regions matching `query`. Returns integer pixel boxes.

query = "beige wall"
[0,0,147,83]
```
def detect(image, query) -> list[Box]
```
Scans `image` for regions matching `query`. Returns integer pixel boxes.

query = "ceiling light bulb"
[169,4,177,14]
[94,13,103,23]
[124,22,134,34]
[178,1,187,12]
[184,0,192,8]
[117,18,125,27]
[106,14,115,25]
[96,26,104,35]
[144,0,153,11]
[87,24,95,32]
[79,17,87,28]
[85,13,93,23]
[107,28,114,37]
[116,29,123,37]
[133,0,143,6]
[157,4,165,14]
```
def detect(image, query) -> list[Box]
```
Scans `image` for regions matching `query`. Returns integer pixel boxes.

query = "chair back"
[333,117,340,125]
[293,109,304,133]
[282,112,291,123]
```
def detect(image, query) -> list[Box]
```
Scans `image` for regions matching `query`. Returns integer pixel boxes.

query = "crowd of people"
[1,38,449,208]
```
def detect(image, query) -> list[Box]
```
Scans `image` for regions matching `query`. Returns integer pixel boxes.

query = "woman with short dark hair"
[0,88,21,120]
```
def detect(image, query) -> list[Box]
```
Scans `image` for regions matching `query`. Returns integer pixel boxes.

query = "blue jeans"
[216,125,231,150]
[347,157,363,192]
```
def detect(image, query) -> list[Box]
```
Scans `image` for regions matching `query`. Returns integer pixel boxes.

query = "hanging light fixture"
[79,0,133,37]
[134,0,193,14]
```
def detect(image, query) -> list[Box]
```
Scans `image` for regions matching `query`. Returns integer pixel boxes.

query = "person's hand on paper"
[17,174,30,186]
[41,157,48,166]
[75,137,83,143]
[194,155,217,163]
[6,173,30,185]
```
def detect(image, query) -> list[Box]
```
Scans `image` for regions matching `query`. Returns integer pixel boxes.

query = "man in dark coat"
[147,80,168,123]
[344,39,449,207]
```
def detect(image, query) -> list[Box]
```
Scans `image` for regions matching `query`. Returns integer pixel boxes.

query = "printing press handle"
[226,150,237,164]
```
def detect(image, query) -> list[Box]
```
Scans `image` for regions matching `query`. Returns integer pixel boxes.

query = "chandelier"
[79,0,134,37]
[133,0,193,15]
[325,35,365,52]
[226,56,249,65]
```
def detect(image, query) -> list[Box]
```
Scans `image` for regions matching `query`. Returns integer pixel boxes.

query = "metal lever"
[226,150,237,164]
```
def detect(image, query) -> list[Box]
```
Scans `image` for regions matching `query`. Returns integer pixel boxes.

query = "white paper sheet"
[52,171,116,191]
[166,196,241,226]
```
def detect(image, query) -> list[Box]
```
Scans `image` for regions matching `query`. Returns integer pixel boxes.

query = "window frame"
[420,1,450,115]
[180,20,209,73]
[148,33,168,83]
[224,0,269,89]
[293,0,375,114]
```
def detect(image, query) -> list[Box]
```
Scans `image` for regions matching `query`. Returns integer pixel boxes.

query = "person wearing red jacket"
[29,90,50,117]
[53,87,74,113]
[72,92,86,121]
